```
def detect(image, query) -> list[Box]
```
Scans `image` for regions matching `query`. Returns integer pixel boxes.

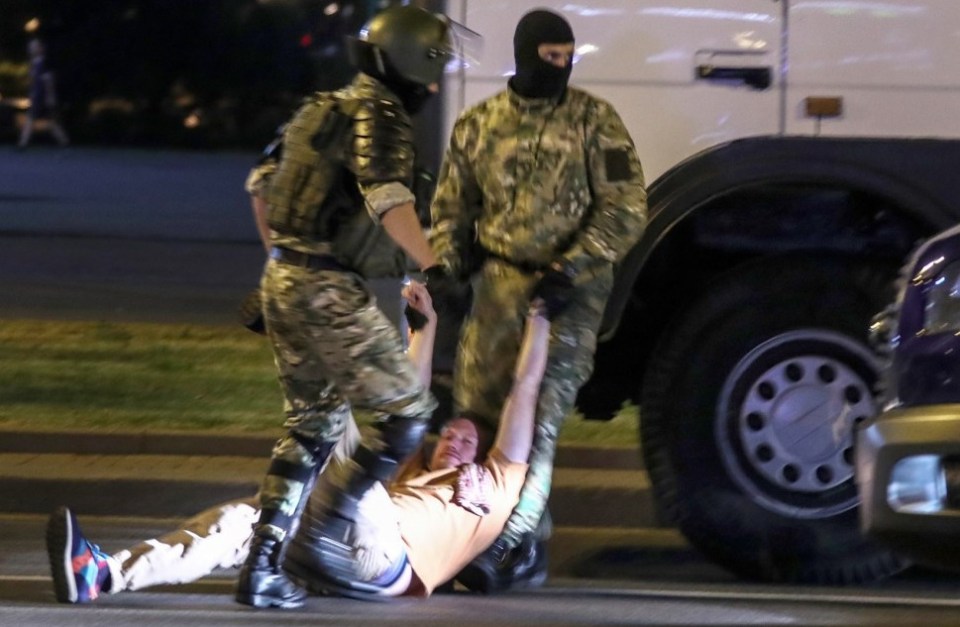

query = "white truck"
[440,0,960,584]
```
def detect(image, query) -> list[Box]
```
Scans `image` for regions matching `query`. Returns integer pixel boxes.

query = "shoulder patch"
[604,148,632,182]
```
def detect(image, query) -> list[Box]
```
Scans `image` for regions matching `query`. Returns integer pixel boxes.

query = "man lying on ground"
[46,282,549,603]
[282,299,549,598]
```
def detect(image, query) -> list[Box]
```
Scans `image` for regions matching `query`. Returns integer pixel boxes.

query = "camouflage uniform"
[430,86,647,546]
[251,74,437,543]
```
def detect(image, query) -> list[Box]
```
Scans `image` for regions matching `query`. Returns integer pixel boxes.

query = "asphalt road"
[0,146,409,329]
[5,515,960,626]
[0,146,261,322]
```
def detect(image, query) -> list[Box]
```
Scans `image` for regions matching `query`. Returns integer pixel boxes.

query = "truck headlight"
[923,261,960,335]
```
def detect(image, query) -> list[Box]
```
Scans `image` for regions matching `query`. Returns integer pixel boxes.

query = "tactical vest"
[265,93,407,278]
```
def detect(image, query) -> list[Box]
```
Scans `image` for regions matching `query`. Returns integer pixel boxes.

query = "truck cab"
[441,0,960,583]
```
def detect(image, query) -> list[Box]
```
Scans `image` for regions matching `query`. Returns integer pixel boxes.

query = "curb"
[0,429,644,470]
[0,430,661,527]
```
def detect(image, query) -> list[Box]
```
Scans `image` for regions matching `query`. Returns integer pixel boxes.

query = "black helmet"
[350,6,452,88]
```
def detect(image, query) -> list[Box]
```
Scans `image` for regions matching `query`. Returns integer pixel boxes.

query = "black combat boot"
[236,434,334,609]
[456,535,549,593]
[236,535,308,609]
[457,507,552,594]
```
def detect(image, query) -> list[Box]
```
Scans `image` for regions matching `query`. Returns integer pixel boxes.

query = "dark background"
[0,0,408,150]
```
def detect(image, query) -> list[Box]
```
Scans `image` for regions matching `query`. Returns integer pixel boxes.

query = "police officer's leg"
[459,267,613,592]
[280,273,436,594]
[454,260,536,436]
[236,263,355,608]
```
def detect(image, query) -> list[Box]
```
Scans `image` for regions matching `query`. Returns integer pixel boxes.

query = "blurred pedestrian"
[18,38,70,149]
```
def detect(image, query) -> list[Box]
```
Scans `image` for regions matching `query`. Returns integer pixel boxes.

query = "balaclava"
[380,75,433,115]
[509,9,574,99]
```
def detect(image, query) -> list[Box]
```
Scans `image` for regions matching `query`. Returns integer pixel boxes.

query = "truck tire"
[641,255,907,583]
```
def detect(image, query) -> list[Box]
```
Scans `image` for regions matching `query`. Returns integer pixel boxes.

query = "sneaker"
[46,506,113,603]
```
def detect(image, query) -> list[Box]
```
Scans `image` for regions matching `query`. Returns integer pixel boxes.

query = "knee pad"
[290,431,336,464]
[378,415,429,462]
[353,446,398,482]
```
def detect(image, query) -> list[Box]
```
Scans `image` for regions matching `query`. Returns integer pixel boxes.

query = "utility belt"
[270,246,351,273]
[482,249,548,275]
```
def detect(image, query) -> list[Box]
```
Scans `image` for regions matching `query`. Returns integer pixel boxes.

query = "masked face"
[509,9,575,99]
[396,82,438,115]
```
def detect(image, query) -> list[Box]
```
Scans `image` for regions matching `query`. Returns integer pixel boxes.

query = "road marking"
[541,580,960,607]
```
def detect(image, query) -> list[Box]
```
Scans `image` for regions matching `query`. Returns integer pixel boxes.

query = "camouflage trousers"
[256,258,436,540]
[455,257,613,547]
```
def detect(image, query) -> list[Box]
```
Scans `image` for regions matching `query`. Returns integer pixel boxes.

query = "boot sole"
[46,507,78,603]
[456,559,549,594]
[284,552,395,603]
[234,589,305,610]
[454,562,497,594]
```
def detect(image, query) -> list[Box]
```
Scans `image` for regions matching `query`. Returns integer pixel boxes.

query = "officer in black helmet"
[236,5,468,609]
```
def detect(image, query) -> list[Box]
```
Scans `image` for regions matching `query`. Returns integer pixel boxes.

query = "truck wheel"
[641,256,907,583]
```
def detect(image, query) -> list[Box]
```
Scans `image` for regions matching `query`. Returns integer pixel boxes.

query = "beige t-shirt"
[390,449,528,596]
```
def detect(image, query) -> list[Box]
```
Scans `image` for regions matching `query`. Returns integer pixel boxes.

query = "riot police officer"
[236,6,462,608]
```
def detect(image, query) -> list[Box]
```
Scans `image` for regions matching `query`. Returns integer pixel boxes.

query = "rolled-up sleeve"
[359,181,416,223]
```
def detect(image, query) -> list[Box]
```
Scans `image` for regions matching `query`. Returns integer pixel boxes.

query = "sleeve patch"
[604,148,632,182]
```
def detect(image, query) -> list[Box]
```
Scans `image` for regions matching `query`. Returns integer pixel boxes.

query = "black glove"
[404,304,429,331]
[531,261,576,320]
[238,288,266,335]
[423,265,471,317]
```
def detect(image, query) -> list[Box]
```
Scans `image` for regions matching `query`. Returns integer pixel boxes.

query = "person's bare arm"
[250,194,271,253]
[402,281,437,388]
[380,202,438,270]
[493,305,551,463]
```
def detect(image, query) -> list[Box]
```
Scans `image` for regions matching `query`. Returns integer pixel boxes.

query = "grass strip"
[0,319,638,446]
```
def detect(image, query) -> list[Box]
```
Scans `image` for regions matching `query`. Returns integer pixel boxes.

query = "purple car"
[857,223,960,570]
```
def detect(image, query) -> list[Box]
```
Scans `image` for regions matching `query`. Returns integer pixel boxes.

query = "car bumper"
[856,404,960,569]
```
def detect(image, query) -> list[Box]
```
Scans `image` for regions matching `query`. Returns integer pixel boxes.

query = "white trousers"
[108,419,401,593]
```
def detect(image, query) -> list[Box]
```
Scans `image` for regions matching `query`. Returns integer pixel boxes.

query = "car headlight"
[922,260,960,335]
[887,455,946,513]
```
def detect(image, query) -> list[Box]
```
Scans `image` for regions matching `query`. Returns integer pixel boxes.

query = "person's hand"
[238,288,266,335]
[402,280,436,331]
[530,261,576,320]
[423,265,471,317]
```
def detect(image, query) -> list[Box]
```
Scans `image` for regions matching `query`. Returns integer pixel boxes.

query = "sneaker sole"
[45,507,78,603]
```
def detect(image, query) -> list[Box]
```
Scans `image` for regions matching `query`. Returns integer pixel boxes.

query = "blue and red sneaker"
[46,506,114,603]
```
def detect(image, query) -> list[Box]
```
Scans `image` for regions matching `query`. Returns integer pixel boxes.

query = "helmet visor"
[440,15,483,74]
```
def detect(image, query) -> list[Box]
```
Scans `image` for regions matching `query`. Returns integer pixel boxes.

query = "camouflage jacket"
[430,86,648,279]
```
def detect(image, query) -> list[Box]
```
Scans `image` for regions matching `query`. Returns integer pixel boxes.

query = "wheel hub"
[718,330,879,518]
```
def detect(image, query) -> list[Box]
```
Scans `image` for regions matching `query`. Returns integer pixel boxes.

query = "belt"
[483,250,547,275]
[270,246,348,272]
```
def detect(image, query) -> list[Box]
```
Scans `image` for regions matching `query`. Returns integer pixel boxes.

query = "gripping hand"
[238,288,266,335]
[423,265,471,317]
[531,261,576,320]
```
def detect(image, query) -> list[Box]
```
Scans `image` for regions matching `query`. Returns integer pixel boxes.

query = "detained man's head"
[510,9,574,99]
[429,417,481,470]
